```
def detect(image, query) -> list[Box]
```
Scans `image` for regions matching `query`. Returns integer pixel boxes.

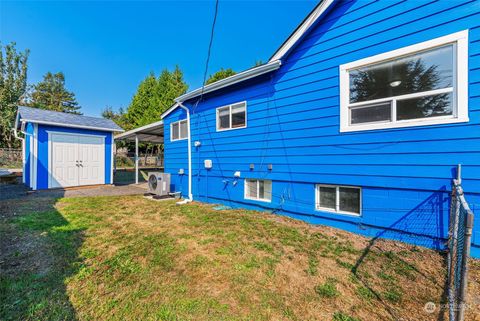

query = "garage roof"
[114,120,164,143]
[17,106,124,132]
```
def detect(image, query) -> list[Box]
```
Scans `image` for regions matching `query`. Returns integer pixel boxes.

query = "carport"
[114,120,164,184]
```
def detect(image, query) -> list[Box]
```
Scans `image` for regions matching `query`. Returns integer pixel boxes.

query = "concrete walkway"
[0,181,148,201]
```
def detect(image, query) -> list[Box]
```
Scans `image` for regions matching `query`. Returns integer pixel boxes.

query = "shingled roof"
[17,106,124,132]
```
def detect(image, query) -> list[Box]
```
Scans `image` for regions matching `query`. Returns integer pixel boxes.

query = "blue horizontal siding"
[164,0,480,256]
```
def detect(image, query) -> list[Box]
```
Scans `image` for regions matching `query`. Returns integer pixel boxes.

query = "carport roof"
[114,120,164,143]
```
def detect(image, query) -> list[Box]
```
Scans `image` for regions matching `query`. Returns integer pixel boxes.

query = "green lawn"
[1,195,479,320]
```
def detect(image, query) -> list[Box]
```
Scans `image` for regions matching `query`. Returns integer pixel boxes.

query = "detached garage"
[15,106,124,190]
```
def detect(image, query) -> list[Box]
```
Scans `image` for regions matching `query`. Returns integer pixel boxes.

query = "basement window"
[245,179,272,202]
[315,184,361,216]
[171,120,188,141]
[339,30,469,132]
[216,101,247,131]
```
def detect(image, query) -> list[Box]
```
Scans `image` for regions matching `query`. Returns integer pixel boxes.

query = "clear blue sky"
[1,0,316,117]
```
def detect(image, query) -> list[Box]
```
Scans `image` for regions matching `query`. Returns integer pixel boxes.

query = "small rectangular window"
[339,30,469,132]
[316,184,361,216]
[216,101,247,131]
[218,106,230,130]
[245,179,271,202]
[170,119,188,141]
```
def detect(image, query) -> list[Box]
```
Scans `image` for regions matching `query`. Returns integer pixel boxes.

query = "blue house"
[15,106,123,190]
[161,0,480,256]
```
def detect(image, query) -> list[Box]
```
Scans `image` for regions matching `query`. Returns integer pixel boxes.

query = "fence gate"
[447,165,475,321]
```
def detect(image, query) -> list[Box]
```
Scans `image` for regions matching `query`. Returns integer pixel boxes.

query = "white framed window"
[245,179,272,202]
[339,30,469,132]
[170,119,188,141]
[216,101,247,131]
[315,184,361,216]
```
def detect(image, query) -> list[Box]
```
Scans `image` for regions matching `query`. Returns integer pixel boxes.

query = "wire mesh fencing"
[447,177,475,321]
[0,148,22,169]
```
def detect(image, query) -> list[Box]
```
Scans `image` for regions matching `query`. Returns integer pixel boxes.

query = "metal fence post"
[448,165,474,321]
[457,212,474,321]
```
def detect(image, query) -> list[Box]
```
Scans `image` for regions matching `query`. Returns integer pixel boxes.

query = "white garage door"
[50,132,105,188]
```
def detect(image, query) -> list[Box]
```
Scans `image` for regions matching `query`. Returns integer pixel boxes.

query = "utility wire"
[193,0,220,113]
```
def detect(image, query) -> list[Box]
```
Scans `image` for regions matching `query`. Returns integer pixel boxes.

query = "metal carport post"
[114,120,164,185]
[135,134,139,184]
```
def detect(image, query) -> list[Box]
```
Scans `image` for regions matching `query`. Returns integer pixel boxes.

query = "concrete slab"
[0,182,148,201]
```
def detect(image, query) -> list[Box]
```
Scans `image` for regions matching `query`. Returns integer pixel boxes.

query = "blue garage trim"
[35,124,113,190]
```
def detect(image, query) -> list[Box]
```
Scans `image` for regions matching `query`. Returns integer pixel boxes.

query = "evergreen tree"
[0,42,29,148]
[102,106,126,128]
[28,72,81,114]
[205,68,236,85]
[125,66,187,129]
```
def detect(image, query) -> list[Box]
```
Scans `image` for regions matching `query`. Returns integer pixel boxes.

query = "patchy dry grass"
[1,195,479,320]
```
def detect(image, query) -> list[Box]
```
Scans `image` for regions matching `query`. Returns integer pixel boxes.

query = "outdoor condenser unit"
[147,172,170,197]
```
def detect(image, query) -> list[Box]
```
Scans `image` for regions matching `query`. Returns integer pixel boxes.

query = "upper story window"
[216,101,247,131]
[171,119,188,141]
[339,30,469,132]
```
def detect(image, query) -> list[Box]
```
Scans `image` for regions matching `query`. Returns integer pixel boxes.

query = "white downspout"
[176,102,193,203]
[12,116,26,183]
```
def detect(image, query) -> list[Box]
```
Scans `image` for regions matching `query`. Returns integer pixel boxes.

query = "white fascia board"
[161,103,180,120]
[19,119,124,133]
[269,0,335,62]
[173,60,282,104]
[115,119,164,140]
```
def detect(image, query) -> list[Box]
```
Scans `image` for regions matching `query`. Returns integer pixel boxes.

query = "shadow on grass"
[0,199,85,321]
[351,189,450,321]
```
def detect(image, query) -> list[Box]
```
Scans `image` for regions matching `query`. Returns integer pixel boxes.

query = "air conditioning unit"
[147,172,170,197]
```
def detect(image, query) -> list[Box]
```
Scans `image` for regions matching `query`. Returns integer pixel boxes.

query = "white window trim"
[216,101,247,132]
[339,30,469,132]
[315,184,362,217]
[170,119,188,141]
[244,179,272,203]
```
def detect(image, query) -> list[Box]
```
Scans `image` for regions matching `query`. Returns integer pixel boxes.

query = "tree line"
[1,41,254,149]
[0,43,81,148]
[101,67,237,131]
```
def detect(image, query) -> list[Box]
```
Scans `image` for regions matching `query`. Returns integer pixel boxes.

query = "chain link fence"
[447,168,475,321]
[0,148,22,169]
[113,150,164,184]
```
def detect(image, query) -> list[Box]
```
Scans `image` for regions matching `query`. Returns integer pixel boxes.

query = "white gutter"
[173,60,282,104]
[18,118,124,133]
[12,116,28,184]
[177,102,193,203]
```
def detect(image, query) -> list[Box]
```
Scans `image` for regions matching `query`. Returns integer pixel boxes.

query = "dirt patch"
[0,197,57,219]
[2,195,479,321]
[0,223,54,277]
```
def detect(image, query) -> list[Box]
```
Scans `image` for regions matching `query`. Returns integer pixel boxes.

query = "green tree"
[28,72,81,114]
[0,42,29,148]
[205,68,236,85]
[125,66,187,129]
[102,106,126,128]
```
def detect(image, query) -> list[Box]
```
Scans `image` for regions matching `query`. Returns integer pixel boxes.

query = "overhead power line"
[194,0,219,113]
